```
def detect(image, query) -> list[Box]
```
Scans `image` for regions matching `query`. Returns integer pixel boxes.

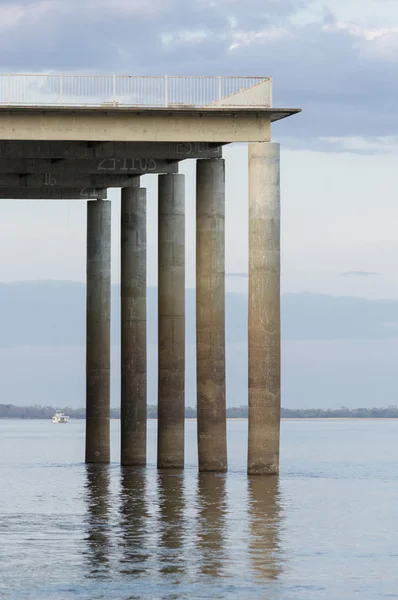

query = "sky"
[1,0,398,408]
[1,0,398,298]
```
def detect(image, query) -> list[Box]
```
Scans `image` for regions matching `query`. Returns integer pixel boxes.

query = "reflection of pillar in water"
[84,465,111,578]
[119,467,149,576]
[247,475,282,581]
[196,472,227,577]
[157,471,186,576]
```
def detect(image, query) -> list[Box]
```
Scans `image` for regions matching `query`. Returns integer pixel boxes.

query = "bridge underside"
[0,141,222,197]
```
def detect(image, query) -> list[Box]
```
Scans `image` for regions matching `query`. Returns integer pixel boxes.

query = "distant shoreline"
[282,417,398,421]
[1,417,398,421]
[2,404,398,420]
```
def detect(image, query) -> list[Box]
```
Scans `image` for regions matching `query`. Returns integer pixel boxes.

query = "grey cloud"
[0,1,397,151]
[340,271,379,277]
[0,0,308,71]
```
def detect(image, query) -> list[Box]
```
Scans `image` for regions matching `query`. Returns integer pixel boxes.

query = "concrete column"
[248,142,281,475]
[121,186,147,466]
[85,198,111,464]
[158,174,185,468]
[196,159,227,472]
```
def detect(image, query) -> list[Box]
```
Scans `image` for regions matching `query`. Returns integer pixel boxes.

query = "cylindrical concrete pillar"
[121,186,147,466]
[86,198,111,464]
[196,158,227,472]
[248,142,281,475]
[158,174,185,468]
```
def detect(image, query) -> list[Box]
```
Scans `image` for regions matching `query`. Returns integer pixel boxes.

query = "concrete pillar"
[121,186,147,466]
[158,174,185,468]
[248,142,281,475]
[196,159,227,472]
[85,198,111,464]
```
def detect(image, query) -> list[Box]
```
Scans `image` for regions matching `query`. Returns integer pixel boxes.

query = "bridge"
[0,74,300,474]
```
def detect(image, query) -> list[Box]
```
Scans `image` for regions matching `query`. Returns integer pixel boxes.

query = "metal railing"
[0,74,272,108]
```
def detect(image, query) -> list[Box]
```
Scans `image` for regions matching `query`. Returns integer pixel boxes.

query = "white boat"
[52,410,70,424]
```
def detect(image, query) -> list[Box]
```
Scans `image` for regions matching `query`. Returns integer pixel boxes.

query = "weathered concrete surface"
[0,141,222,160]
[196,158,227,472]
[0,173,141,188]
[0,187,106,199]
[120,185,147,466]
[0,110,271,142]
[0,159,178,175]
[248,142,281,475]
[214,79,271,108]
[86,198,111,464]
[158,173,185,469]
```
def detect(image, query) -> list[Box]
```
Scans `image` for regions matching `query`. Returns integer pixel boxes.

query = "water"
[1,419,398,599]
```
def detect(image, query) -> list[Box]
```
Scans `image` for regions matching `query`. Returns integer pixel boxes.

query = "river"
[1,418,397,599]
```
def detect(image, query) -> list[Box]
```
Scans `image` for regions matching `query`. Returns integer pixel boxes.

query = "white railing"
[0,74,272,108]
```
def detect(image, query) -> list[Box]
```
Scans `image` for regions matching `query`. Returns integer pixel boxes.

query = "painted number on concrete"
[97,158,156,172]
[44,173,56,186]
[176,143,220,155]
[80,188,100,198]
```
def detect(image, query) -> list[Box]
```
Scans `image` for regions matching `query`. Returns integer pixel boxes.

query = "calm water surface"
[0,419,397,599]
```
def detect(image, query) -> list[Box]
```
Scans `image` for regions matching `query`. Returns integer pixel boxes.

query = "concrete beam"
[0,111,271,142]
[0,174,142,188]
[248,142,281,475]
[0,158,178,175]
[0,141,223,160]
[196,158,227,472]
[0,187,107,199]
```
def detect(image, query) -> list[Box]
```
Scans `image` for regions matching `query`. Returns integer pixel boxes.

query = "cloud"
[0,1,397,151]
[341,271,379,277]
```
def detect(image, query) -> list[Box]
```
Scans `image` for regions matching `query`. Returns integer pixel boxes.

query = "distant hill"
[1,281,398,409]
[1,281,398,347]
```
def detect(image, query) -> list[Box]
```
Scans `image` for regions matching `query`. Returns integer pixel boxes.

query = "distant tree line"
[1,404,398,419]
[282,407,398,418]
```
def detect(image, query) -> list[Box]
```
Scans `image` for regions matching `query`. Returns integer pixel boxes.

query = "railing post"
[218,76,222,102]
[164,75,168,107]
[113,75,116,106]
[60,74,63,105]
[7,74,11,105]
